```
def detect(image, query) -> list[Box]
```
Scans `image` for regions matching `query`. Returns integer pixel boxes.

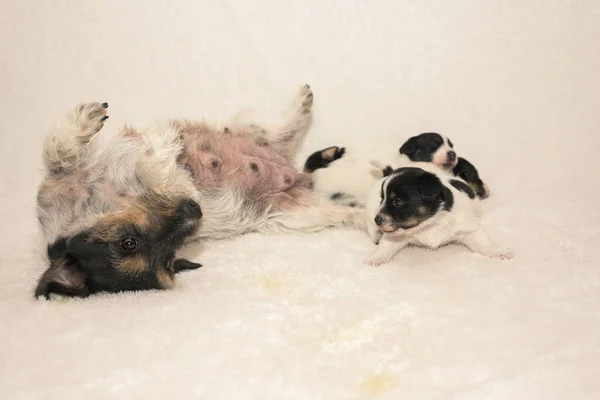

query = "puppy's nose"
[182,200,202,219]
[447,151,456,162]
[374,215,383,226]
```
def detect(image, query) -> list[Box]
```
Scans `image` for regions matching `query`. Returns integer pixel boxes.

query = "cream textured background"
[1,1,600,399]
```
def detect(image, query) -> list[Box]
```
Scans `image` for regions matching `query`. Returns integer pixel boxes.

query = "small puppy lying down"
[364,162,512,266]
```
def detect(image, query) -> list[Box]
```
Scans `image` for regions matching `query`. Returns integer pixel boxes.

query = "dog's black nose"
[182,200,202,218]
[374,215,383,226]
[447,151,456,161]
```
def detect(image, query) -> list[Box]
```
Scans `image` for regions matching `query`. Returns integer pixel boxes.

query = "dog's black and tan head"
[399,132,457,169]
[374,167,454,233]
[35,194,203,299]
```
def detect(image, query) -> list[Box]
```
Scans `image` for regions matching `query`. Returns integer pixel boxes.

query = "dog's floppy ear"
[453,157,489,199]
[418,173,455,210]
[399,136,419,157]
[452,157,479,182]
[172,258,203,273]
[34,259,90,299]
[381,165,394,177]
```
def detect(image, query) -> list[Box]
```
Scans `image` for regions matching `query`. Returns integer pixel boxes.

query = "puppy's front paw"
[364,253,392,267]
[72,102,109,140]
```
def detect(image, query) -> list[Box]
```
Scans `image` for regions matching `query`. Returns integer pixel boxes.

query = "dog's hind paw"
[484,245,513,260]
[296,84,313,113]
[71,102,109,141]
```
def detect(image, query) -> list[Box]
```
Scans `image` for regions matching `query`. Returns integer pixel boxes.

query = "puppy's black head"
[399,132,457,169]
[452,157,489,199]
[374,167,454,233]
[35,194,203,299]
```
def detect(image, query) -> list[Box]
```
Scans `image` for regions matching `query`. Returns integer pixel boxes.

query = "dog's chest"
[404,222,454,249]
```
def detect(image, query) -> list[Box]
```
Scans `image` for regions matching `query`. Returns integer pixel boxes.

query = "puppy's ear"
[172,258,202,273]
[34,259,90,299]
[452,157,479,182]
[381,165,394,177]
[399,136,419,157]
[418,174,454,210]
[453,157,488,199]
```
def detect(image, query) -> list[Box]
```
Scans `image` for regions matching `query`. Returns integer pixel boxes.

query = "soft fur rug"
[1,1,599,399]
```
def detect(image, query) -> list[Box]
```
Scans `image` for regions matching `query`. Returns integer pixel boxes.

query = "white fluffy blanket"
[1,1,599,398]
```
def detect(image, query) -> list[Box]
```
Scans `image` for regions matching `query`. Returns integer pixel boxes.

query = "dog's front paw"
[72,102,109,140]
[364,253,392,266]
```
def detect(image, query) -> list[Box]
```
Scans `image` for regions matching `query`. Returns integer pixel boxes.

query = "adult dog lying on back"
[35,85,363,299]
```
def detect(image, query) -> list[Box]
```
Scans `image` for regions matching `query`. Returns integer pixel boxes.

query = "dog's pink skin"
[177,121,306,207]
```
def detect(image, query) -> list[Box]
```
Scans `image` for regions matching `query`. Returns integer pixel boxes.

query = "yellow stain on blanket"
[262,275,286,294]
[359,373,392,396]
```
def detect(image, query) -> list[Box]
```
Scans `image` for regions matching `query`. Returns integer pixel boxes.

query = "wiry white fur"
[182,84,365,240]
[364,162,512,266]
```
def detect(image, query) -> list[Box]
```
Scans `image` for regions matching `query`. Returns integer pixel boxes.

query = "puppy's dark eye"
[121,238,139,251]
[431,140,440,147]
[392,198,404,207]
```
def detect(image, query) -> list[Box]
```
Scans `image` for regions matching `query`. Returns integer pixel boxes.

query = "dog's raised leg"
[364,235,408,266]
[459,229,513,259]
[42,102,109,175]
[262,84,314,162]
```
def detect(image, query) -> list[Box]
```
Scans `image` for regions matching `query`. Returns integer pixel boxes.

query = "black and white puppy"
[398,132,458,169]
[305,132,489,207]
[364,163,511,266]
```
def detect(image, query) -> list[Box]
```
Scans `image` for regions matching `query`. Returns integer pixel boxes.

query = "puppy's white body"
[311,134,457,207]
[364,163,511,266]
[311,147,407,206]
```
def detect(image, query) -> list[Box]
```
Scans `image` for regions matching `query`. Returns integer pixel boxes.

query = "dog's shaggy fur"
[35,86,364,298]
[36,102,204,298]
[163,85,364,240]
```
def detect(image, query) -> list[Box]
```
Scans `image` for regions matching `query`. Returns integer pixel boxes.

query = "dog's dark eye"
[431,140,440,147]
[392,198,404,207]
[121,238,139,251]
